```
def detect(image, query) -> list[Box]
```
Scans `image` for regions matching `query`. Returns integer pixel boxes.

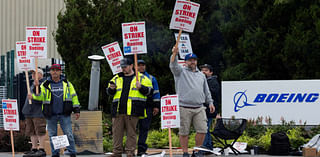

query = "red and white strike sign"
[16,41,35,72]
[102,41,124,75]
[26,26,47,58]
[2,99,19,131]
[122,21,147,55]
[161,95,180,129]
[169,0,200,33]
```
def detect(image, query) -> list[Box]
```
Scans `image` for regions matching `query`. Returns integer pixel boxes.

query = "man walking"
[200,64,220,151]
[32,64,80,157]
[169,47,215,157]
[106,58,153,157]
[23,68,46,157]
[136,59,160,156]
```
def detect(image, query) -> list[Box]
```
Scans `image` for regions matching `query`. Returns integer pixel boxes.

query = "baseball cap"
[137,59,145,65]
[50,64,62,70]
[120,58,133,68]
[184,53,198,61]
[30,68,43,74]
[200,64,213,72]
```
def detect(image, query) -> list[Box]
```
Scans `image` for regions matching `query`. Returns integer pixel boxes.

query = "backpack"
[269,132,290,155]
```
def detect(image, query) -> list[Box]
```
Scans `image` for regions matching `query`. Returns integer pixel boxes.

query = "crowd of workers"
[24,46,220,157]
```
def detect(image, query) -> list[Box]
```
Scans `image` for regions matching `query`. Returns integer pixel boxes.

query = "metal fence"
[0,86,7,128]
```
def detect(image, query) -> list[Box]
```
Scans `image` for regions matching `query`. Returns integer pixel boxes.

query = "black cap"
[200,64,213,72]
[120,58,133,67]
[137,59,145,65]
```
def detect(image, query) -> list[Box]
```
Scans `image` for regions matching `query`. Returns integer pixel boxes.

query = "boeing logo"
[233,90,256,112]
[233,91,319,112]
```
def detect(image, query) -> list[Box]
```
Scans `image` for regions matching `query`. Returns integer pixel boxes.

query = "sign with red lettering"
[16,41,35,71]
[101,42,124,75]
[161,95,180,129]
[2,99,19,131]
[169,0,200,33]
[26,26,47,58]
[122,21,147,55]
[174,33,193,59]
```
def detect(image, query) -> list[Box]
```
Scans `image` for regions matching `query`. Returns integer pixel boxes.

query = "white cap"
[30,68,43,75]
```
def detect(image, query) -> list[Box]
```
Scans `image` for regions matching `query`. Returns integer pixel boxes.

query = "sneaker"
[34,149,46,157]
[183,152,190,157]
[194,151,203,157]
[23,149,37,157]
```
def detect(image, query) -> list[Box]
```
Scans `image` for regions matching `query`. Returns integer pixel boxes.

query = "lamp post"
[88,55,104,111]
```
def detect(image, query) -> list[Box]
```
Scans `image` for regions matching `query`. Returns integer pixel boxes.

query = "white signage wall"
[26,26,47,58]
[121,21,147,55]
[222,80,320,125]
[102,42,124,75]
[174,33,193,60]
[169,0,200,32]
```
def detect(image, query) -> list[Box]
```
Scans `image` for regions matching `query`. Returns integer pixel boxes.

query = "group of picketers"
[107,46,220,157]
[22,47,220,157]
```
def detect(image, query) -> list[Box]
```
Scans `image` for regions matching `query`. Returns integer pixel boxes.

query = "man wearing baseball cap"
[170,47,215,157]
[31,64,80,157]
[107,58,153,157]
[22,68,47,157]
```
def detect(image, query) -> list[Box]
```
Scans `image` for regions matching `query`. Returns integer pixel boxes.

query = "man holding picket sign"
[169,1,215,157]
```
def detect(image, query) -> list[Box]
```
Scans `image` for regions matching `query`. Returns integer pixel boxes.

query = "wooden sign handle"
[171,29,183,62]
[168,128,173,157]
[10,130,15,157]
[24,71,32,104]
[134,53,139,82]
[35,57,39,94]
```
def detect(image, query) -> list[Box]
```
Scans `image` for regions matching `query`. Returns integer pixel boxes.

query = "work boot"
[70,154,76,157]
[34,148,46,157]
[23,148,37,157]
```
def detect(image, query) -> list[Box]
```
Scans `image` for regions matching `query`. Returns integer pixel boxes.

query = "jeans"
[47,115,76,156]
[203,117,213,150]
[137,107,153,154]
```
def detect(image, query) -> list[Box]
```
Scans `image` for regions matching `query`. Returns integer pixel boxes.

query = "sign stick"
[24,71,32,104]
[171,29,183,62]
[35,57,39,94]
[168,128,173,157]
[10,130,15,157]
[134,53,139,82]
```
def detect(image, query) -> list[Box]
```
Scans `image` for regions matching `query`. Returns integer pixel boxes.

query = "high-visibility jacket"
[107,72,153,117]
[33,79,80,118]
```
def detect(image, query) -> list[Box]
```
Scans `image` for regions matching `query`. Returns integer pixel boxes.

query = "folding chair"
[211,118,247,155]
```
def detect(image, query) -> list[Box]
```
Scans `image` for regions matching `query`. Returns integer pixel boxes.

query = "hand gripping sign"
[102,42,124,75]
[122,21,147,55]
[169,0,200,33]
[161,95,180,129]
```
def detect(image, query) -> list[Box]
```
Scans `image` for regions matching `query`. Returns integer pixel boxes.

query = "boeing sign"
[223,80,320,125]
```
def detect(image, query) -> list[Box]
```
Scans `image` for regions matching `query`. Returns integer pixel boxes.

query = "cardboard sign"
[26,26,47,58]
[51,135,70,150]
[16,41,35,72]
[122,21,147,55]
[174,33,193,59]
[2,99,19,131]
[169,0,200,33]
[102,42,124,75]
[161,95,180,129]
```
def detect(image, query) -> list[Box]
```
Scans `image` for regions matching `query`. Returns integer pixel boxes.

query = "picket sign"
[101,42,124,75]
[161,95,180,157]
[2,99,20,157]
[121,21,148,81]
[174,33,193,60]
[16,41,34,104]
[51,135,70,150]
[26,26,47,94]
